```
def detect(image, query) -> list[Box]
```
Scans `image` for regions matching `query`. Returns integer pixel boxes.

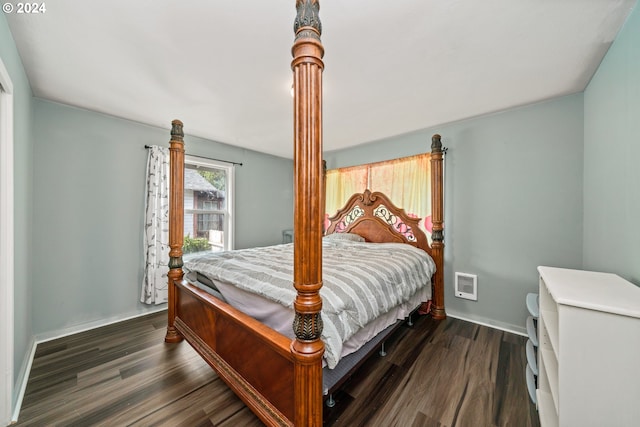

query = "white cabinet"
[536,266,640,427]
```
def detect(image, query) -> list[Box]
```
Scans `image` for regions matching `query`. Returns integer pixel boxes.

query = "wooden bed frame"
[164,2,445,425]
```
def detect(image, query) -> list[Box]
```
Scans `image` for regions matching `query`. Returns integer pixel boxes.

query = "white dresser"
[536,266,640,427]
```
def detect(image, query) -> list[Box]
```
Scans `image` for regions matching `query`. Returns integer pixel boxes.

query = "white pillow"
[323,232,365,242]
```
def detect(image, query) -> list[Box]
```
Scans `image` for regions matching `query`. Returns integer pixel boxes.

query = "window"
[183,155,234,256]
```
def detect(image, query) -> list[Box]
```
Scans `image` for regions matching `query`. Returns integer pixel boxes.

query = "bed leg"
[326,394,336,408]
[407,313,414,327]
[379,342,387,357]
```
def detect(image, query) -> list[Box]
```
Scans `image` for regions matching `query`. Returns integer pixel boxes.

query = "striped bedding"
[184,239,436,368]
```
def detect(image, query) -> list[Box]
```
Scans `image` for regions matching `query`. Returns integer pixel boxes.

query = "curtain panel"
[325,163,368,219]
[325,153,433,237]
[141,145,170,304]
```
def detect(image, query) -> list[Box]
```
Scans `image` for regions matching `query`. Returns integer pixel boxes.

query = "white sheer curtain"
[141,145,170,304]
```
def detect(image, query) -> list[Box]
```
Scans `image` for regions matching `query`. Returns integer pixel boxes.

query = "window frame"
[184,155,235,252]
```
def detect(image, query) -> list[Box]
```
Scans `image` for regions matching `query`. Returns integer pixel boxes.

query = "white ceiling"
[6,0,637,159]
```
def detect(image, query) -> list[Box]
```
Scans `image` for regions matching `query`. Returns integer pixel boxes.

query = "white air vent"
[454,272,477,301]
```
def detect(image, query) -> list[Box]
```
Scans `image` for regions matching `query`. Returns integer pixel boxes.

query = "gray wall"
[325,94,584,333]
[583,5,640,285]
[0,12,35,404]
[32,99,293,336]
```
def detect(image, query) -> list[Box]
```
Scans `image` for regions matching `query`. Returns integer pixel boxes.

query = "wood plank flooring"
[15,311,539,427]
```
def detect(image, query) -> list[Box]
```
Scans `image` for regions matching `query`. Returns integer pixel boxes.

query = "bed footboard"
[174,279,296,426]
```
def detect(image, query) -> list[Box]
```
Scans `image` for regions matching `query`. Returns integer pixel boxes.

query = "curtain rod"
[144,145,243,166]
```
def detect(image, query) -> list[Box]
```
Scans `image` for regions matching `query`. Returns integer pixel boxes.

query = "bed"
[184,190,436,370]
[164,2,445,425]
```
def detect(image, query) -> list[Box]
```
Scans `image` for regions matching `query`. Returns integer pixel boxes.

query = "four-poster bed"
[164,1,445,425]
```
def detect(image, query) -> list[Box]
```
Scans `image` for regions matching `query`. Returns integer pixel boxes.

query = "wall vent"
[454,272,478,301]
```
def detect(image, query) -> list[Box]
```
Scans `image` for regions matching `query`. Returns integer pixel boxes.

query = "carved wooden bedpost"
[165,120,185,343]
[291,0,325,425]
[430,134,446,319]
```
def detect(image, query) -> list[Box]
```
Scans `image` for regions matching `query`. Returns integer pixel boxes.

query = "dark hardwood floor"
[15,311,539,427]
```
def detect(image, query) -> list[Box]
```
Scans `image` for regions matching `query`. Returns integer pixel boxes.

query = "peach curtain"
[325,153,432,236]
[325,164,369,218]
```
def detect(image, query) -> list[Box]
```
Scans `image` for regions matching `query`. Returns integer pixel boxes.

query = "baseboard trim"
[35,306,167,344]
[446,310,527,337]
[11,337,35,423]
[11,306,167,423]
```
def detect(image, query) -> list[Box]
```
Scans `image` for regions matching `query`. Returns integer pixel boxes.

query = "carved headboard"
[324,189,432,256]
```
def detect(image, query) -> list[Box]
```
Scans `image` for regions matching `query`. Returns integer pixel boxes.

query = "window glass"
[183,156,234,256]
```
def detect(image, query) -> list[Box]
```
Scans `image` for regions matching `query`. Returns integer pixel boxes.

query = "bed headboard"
[325,189,432,256]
